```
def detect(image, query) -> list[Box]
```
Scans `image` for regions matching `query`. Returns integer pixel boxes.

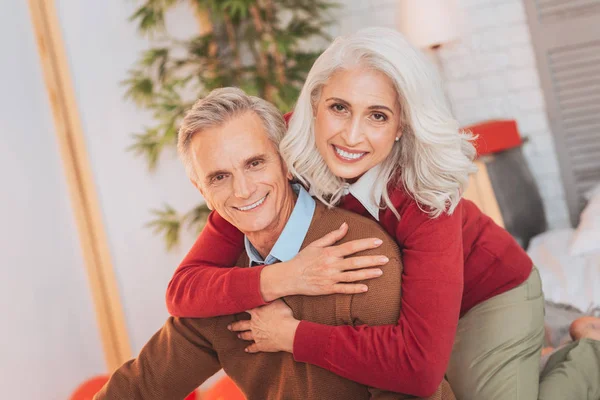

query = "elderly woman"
[166,28,598,399]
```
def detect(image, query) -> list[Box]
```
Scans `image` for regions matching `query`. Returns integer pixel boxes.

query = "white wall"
[54,0,201,355]
[329,0,571,229]
[0,2,105,399]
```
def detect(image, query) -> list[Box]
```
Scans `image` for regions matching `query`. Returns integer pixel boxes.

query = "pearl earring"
[395,137,400,142]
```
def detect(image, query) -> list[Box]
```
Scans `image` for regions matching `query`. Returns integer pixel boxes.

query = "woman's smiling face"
[313,67,402,181]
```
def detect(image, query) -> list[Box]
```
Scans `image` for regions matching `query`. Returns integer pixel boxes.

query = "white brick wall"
[326,0,571,230]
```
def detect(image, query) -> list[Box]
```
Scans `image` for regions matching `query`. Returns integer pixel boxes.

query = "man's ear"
[190,178,214,210]
[281,160,294,182]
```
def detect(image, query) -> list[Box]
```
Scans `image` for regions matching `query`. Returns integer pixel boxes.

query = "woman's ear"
[396,122,406,139]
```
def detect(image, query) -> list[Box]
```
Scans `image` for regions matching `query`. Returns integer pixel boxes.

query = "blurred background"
[1,0,599,398]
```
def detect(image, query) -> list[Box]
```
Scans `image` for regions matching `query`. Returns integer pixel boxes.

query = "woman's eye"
[331,103,347,113]
[371,112,387,122]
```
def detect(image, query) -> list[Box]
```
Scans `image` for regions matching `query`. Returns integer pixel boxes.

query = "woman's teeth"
[238,195,267,211]
[334,146,365,160]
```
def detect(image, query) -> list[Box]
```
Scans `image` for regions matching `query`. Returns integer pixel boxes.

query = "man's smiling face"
[191,111,294,236]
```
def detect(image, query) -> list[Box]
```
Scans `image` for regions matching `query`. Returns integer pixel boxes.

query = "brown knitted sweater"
[95,201,454,400]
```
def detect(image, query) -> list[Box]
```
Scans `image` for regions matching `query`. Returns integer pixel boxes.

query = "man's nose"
[233,174,256,199]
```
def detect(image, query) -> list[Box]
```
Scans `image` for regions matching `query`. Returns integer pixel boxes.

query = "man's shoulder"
[312,202,400,257]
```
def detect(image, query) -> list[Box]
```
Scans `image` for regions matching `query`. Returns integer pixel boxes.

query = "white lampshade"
[397,0,461,49]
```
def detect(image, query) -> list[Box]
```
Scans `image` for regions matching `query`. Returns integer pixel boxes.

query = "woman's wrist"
[280,318,301,353]
[259,262,297,302]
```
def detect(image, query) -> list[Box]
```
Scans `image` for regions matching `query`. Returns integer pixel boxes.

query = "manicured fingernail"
[379,257,389,263]
[237,334,241,339]
[341,222,347,228]
[245,348,249,352]
[227,325,231,330]
[361,286,368,292]
[375,269,383,275]
[374,239,383,245]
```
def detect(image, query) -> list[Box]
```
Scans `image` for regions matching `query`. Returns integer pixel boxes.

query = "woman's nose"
[340,117,364,147]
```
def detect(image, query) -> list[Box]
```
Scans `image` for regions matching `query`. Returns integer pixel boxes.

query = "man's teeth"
[238,195,267,211]
[335,146,365,160]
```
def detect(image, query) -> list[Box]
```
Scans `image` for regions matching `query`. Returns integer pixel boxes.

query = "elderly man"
[95,88,454,400]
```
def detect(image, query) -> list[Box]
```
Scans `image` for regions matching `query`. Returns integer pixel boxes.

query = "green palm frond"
[127,128,164,170]
[184,203,212,233]
[129,0,180,36]
[146,204,182,250]
[220,0,253,20]
[127,0,338,248]
[122,70,154,107]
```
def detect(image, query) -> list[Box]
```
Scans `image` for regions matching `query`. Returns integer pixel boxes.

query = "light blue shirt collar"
[244,184,315,267]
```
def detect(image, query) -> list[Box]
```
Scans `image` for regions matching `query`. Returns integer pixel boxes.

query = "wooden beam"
[464,160,505,228]
[27,0,131,371]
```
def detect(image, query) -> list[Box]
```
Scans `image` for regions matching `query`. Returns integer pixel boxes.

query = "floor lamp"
[397,0,461,115]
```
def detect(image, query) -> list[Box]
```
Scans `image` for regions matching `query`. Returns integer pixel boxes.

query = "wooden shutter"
[524,0,600,225]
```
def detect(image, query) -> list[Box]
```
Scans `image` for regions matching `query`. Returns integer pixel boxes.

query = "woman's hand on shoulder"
[260,222,388,300]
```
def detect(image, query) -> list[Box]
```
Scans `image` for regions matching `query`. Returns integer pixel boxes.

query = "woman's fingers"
[331,238,383,258]
[336,255,389,271]
[337,267,383,283]
[237,331,254,341]
[309,222,348,247]
[245,343,260,353]
[228,320,251,332]
[331,283,370,294]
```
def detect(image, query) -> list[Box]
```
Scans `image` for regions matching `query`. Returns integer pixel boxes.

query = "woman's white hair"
[280,27,477,218]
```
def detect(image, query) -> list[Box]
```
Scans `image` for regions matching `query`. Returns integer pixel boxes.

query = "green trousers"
[539,338,600,400]
[446,267,600,399]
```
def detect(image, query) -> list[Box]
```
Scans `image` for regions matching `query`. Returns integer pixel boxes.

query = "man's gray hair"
[178,87,286,183]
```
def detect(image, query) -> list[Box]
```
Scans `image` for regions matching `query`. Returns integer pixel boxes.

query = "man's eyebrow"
[203,154,269,182]
[326,97,395,115]
[205,169,229,182]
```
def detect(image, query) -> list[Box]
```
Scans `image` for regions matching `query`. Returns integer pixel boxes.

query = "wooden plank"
[27,0,131,371]
[464,160,505,228]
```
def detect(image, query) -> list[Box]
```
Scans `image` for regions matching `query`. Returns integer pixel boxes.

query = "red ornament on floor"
[70,375,199,399]
[203,376,245,400]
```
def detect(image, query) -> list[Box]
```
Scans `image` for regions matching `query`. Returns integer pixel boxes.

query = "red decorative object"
[464,120,523,157]
[70,375,199,400]
[203,376,245,400]
[185,391,199,400]
[69,376,109,400]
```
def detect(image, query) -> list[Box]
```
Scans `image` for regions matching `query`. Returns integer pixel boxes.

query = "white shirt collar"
[346,164,385,221]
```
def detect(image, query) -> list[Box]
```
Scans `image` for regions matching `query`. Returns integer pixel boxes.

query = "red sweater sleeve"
[293,201,464,397]
[166,211,268,317]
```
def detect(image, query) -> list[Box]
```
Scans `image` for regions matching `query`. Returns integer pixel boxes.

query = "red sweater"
[166,188,532,396]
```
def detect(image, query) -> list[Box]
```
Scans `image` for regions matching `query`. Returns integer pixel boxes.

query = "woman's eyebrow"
[326,97,351,107]
[368,105,395,115]
[326,97,395,115]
